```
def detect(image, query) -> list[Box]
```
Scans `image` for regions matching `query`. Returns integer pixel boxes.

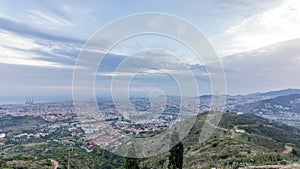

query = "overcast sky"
[0,0,300,101]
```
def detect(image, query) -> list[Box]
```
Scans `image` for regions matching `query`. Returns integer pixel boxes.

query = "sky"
[0,0,300,102]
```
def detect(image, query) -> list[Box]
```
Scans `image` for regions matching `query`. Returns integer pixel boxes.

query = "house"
[0,133,5,138]
[235,129,245,133]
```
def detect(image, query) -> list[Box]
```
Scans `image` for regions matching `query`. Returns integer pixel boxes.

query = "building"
[0,133,5,138]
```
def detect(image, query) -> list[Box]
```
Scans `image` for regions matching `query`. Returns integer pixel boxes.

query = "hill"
[141,112,300,169]
[246,89,300,99]
[236,94,300,114]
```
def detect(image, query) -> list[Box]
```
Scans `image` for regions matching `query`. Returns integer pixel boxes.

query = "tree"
[123,144,140,169]
[168,129,183,169]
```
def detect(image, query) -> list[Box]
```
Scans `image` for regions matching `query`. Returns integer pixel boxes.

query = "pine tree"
[124,144,140,169]
[168,130,183,169]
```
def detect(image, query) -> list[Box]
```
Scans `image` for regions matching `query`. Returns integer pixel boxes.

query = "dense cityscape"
[1,89,300,152]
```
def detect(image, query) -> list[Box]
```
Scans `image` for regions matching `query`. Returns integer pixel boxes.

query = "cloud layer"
[212,0,300,56]
[0,0,299,99]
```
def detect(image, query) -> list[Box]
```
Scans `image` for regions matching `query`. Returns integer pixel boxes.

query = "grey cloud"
[0,16,84,44]
[223,38,300,94]
[0,63,73,96]
[214,0,282,16]
[1,41,80,68]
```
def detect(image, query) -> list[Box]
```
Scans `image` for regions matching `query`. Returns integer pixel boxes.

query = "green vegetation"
[0,141,124,169]
[0,116,47,133]
[168,130,183,169]
[1,113,300,168]
[123,144,140,169]
[140,112,300,169]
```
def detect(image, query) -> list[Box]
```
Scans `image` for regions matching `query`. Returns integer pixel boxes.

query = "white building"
[235,129,245,133]
[0,133,6,138]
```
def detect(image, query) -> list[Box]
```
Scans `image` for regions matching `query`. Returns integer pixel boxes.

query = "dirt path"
[205,113,228,132]
[230,129,235,138]
[205,113,238,139]
[50,159,59,169]
[239,164,300,169]
[282,145,293,154]
[23,142,46,148]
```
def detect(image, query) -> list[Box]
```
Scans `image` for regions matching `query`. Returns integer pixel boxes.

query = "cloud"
[0,16,84,44]
[223,38,300,94]
[26,9,73,29]
[92,50,212,96]
[212,0,300,56]
[193,0,278,18]
[0,30,80,68]
[1,0,299,98]
[0,62,73,96]
[0,9,85,69]
[97,50,199,76]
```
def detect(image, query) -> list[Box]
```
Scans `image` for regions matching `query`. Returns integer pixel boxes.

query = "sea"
[0,96,73,105]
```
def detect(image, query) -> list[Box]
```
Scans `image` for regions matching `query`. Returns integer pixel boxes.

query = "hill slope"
[247,89,300,99]
[141,112,300,169]
[236,94,300,114]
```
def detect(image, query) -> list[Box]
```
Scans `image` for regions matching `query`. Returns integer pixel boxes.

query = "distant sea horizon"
[1,88,299,105]
[0,96,73,105]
